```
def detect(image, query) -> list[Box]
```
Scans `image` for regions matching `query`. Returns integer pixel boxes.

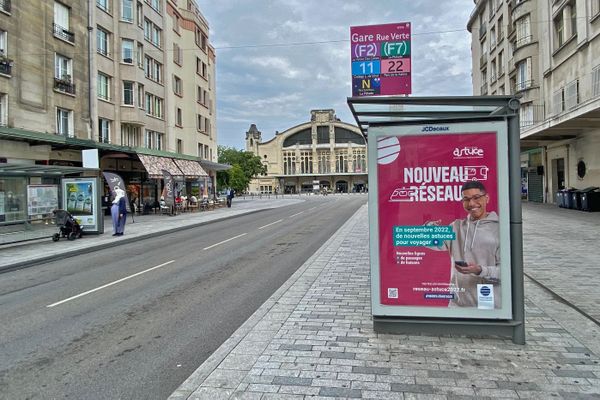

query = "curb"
[0,209,270,274]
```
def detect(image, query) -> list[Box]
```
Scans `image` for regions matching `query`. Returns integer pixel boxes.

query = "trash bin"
[564,188,577,209]
[556,190,565,207]
[580,187,600,212]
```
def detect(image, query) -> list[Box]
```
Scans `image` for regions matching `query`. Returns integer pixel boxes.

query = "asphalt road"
[0,195,366,400]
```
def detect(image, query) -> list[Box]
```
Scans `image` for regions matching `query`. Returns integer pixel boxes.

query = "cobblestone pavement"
[170,203,600,400]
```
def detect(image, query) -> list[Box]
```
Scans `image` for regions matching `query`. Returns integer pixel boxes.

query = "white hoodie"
[443,211,500,308]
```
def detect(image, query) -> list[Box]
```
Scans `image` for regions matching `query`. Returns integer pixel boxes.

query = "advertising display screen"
[369,121,512,319]
[62,178,98,231]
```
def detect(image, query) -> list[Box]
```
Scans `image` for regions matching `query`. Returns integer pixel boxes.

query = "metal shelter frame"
[347,95,525,344]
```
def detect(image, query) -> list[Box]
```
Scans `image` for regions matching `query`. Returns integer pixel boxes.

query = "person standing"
[226,188,234,208]
[110,187,127,236]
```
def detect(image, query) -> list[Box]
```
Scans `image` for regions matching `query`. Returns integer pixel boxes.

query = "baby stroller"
[52,209,83,241]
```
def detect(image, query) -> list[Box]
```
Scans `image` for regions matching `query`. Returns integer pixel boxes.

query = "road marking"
[307,206,317,211]
[258,219,283,230]
[289,211,304,218]
[203,233,247,250]
[47,260,176,308]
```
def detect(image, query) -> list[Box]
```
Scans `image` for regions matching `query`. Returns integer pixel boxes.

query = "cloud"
[196,0,475,148]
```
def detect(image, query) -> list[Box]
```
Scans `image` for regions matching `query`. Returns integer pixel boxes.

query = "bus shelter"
[347,96,525,344]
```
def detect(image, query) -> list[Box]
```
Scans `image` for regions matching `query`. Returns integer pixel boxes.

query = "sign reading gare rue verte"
[350,22,411,96]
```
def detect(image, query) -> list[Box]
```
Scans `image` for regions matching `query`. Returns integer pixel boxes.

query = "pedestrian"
[226,188,234,208]
[110,187,127,236]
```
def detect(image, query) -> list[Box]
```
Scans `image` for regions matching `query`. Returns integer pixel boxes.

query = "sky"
[195,0,475,150]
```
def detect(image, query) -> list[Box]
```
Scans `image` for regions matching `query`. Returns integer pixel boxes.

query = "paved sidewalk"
[170,202,600,400]
[0,196,304,272]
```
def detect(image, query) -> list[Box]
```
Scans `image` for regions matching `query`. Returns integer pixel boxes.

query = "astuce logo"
[453,146,484,158]
[421,126,450,132]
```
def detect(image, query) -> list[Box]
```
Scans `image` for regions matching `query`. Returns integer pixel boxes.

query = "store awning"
[173,159,208,178]
[137,154,182,178]
[198,159,231,172]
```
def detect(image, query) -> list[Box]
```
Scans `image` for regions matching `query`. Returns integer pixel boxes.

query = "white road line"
[258,219,283,230]
[307,206,317,211]
[47,260,176,308]
[203,233,247,250]
[288,211,304,218]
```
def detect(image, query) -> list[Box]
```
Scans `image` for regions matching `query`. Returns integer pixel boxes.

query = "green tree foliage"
[217,146,266,192]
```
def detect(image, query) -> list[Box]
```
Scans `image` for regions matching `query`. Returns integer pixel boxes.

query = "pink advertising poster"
[377,131,502,312]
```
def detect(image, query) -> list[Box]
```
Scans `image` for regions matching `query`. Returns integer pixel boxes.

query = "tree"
[217,146,266,192]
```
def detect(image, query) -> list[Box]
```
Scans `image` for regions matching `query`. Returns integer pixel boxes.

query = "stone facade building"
[468,0,600,203]
[0,0,221,224]
[245,109,368,194]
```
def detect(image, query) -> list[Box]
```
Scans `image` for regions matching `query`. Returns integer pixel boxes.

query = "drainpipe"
[87,1,97,142]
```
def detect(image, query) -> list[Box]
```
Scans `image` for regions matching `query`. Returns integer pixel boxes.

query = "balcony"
[54,77,76,95]
[515,79,534,93]
[0,58,13,75]
[480,83,488,95]
[53,23,75,44]
[513,35,532,52]
[520,103,545,129]
[0,0,10,13]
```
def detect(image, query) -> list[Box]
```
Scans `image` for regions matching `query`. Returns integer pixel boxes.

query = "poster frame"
[368,120,512,320]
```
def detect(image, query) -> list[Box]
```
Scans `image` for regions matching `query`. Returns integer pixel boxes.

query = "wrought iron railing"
[53,23,75,43]
[54,78,76,95]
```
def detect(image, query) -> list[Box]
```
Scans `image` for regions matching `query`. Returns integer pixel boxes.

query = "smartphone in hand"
[455,261,468,267]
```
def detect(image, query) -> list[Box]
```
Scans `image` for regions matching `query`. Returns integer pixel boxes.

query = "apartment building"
[468,0,600,203]
[0,0,220,224]
[245,110,368,194]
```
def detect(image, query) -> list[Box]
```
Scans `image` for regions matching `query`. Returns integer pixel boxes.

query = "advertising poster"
[350,22,411,96]
[62,178,97,230]
[27,185,59,216]
[370,122,512,319]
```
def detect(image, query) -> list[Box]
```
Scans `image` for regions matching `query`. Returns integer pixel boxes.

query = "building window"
[97,73,110,101]
[123,81,134,105]
[515,15,531,49]
[173,43,182,65]
[554,2,576,48]
[143,18,161,47]
[137,83,144,108]
[300,151,313,174]
[196,58,207,78]
[97,27,109,56]
[176,107,182,126]
[121,124,140,147]
[520,103,534,127]
[565,79,579,110]
[55,54,71,80]
[98,118,111,143]
[143,55,162,82]
[53,1,73,43]
[56,108,73,137]
[317,126,329,144]
[336,153,348,173]
[497,16,504,42]
[318,151,330,174]
[497,50,504,77]
[515,58,531,91]
[149,0,161,12]
[144,92,163,118]
[121,0,133,22]
[592,65,600,98]
[593,0,600,19]
[136,43,144,68]
[122,39,134,63]
[0,93,7,126]
[352,149,366,173]
[283,151,296,175]
[196,114,203,131]
[144,129,163,150]
[173,75,182,95]
[97,0,110,13]
[176,139,182,153]
[136,2,143,27]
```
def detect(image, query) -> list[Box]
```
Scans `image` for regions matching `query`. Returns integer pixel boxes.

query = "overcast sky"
[195,0,474,150]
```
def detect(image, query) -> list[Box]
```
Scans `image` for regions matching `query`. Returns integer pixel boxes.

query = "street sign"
[350,22,411,96]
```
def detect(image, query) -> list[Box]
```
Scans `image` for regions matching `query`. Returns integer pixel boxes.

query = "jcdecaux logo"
[421,126,450,132]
